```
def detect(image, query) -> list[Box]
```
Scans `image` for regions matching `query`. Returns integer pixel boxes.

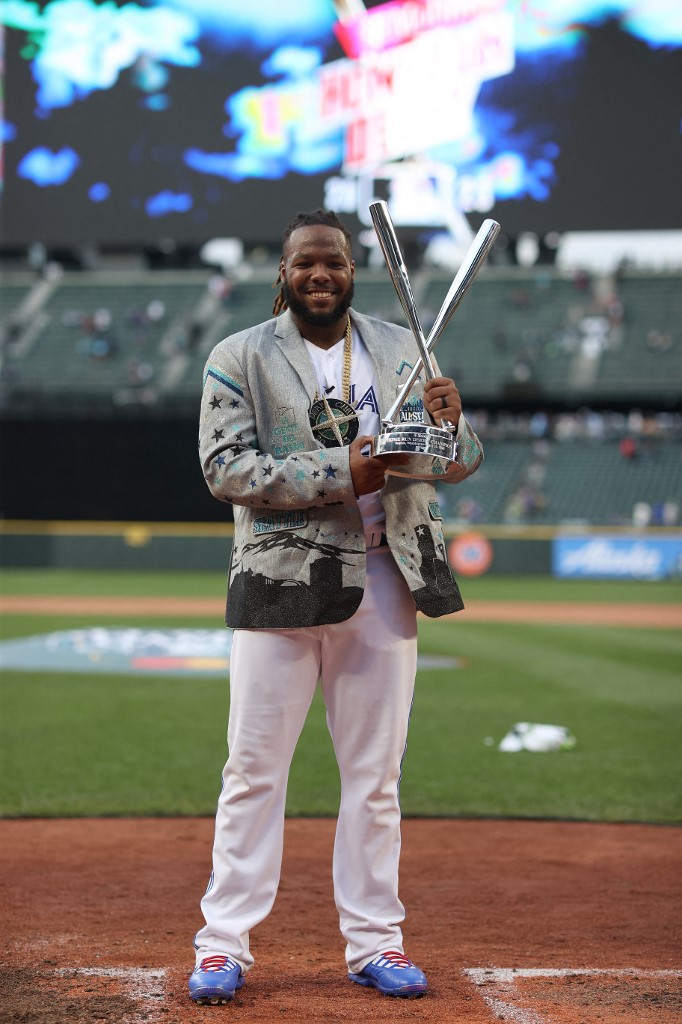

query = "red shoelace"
[198,955,239,973]
[372,951,413,969]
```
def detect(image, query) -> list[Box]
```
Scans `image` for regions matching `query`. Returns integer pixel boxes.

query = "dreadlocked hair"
[272,209,353,316]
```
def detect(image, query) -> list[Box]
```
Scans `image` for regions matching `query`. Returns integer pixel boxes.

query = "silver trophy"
[369,200,500,479]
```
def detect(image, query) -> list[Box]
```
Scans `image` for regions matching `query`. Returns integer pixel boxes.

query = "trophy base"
[372,424,458,480]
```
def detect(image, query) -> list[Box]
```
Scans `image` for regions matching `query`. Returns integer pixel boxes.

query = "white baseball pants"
[194,545,418,974]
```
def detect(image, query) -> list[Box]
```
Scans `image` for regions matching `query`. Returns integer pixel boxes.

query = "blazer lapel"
[273,310,319,402]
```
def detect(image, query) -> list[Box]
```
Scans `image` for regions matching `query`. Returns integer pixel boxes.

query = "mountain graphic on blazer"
[226,530,365,629]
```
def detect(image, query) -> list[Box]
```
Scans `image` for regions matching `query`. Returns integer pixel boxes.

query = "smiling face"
[280,224,355,331]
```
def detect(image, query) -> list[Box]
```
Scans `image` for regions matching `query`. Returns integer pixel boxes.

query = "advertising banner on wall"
[552,536,682,580]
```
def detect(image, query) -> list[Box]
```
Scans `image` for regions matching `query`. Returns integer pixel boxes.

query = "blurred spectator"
[467,409,489,436]
[583,408,606,441]
[572,268,591,292]
[579,315,609,357]
[662,502,679,526]
[637,502,681,528]
[529,411,549,438]
[646,329,673,352]
[469,409,680,444]
[128,299,166,331]
[208,274,234,305]
[127,358,155,385]
[146,299,166,322]
[627,409,644,435]
[650,503,668,526]
[512,358,532,383]
[128,307,148,329]
[531,438,551,461]
[93,308,112,332]
[62,309,85,328]
[454,497,483,524]
[75,333,117,359]
[619,435,638,461]
[89,336,116,359]
[504,483,547,524]
[507,287,532,309]
[632,501,651,527]
[604,293,624,328]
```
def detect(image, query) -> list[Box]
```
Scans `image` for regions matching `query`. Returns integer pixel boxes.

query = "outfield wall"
[2,521,680,579]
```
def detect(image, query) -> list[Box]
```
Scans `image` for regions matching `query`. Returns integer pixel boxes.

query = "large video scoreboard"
[2,0,681,247]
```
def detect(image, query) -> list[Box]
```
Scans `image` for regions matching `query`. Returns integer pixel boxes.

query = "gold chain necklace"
[340,315,352,402]
[309,317,359,448]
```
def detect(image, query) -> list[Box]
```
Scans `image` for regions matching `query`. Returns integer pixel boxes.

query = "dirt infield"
[1,818,680,1024]
[2,594,681,628]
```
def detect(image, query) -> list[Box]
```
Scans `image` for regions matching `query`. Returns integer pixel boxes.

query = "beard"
[282,279,354,327]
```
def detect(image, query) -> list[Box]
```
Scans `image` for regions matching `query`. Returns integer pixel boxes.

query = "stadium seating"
[1,266,679,528]
[435,441,530,523]
[592,273,681,400]
[417,269,579,400]
[1,267,679,408]
[0,279,35,319]
[441,437,680,527]
[536,439,680,526]
[0,271,209,407]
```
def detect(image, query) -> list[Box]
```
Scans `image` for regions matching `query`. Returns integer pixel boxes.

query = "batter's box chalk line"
[53,967,168,1023]
[43,964,682,1022]
[464,968,682,1024]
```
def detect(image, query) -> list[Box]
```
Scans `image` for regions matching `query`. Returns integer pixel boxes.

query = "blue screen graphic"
[1,0,681,246]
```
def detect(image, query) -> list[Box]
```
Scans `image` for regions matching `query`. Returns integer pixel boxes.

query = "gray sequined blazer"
[199,308,483,628]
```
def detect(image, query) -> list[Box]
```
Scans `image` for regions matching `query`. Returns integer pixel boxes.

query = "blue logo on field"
[0,630,462,675]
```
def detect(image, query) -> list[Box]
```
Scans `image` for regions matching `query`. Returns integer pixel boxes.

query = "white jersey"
[304,324,385,534]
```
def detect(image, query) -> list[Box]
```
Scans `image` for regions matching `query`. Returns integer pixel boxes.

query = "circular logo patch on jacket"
[309,398,359,448]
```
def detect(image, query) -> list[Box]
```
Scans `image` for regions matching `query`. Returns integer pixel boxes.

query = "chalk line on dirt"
[53,967,167,1023]
[464,968,682,1023]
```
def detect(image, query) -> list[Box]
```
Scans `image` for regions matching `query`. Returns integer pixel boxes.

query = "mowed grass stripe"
[1,569,680,603]
[1,594,680,821]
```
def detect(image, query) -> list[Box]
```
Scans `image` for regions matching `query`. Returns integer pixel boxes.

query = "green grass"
[1,572,680,822]
[1,569,229,598]
[2,568,681,603]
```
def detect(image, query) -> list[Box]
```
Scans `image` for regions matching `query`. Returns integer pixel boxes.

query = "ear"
[278,258,285,280]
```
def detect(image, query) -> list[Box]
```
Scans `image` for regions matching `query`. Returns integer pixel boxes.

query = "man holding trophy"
[190,206,490,1004]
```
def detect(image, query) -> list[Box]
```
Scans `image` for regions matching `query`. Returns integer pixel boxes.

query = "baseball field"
[1,568,681,1023]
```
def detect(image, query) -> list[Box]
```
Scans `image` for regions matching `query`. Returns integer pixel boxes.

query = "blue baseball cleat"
[188,954,245,1004]
[348,950,428,997]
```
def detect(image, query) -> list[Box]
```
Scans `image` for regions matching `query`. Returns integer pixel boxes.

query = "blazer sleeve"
[417,352,483,483]
[437,414,484,483]
[199,337,356,511]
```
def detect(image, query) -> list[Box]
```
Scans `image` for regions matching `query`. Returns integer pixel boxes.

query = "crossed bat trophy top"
[369,201,500,480]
